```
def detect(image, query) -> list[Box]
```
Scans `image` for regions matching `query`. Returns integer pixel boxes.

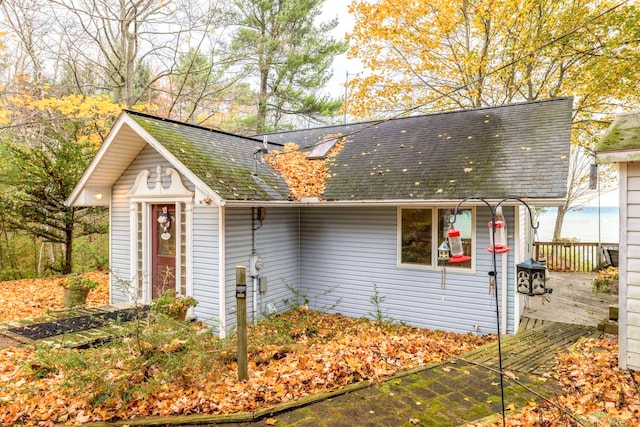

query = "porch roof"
[595,111,640,164]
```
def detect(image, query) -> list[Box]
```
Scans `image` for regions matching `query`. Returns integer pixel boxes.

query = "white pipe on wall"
[252,276,258,324]
[502,252,508,334]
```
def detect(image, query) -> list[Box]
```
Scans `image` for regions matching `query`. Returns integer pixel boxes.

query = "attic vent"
[307,135,338,160]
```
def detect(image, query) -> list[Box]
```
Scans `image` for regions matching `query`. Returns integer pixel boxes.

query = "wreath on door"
[157,207,173,240]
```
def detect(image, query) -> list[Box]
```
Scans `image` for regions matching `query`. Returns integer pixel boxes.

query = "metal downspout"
[251,207,257,324]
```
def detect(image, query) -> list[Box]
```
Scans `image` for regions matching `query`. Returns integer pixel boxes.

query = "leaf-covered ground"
[2,275,637,426]
[470,337,640,427]
[0,275,492,425]
[0,271,109,322]
[501,338,640,426]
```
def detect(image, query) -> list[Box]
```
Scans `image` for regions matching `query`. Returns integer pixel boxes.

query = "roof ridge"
[261,97,573,136]
[123,109,268,144]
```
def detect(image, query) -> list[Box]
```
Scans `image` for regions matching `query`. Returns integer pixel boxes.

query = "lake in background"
[535,206,619,243]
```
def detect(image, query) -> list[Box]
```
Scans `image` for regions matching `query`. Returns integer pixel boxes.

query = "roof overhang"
[222,197,567,208]
[66,112,224,207]
[595,148,640,164]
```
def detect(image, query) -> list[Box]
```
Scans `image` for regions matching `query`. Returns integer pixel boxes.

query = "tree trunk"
[64,209,74,274]
[257,66,269,133]
[553,205,567,241]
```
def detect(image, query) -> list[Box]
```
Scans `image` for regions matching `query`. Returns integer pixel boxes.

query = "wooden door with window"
[151,204,176,299]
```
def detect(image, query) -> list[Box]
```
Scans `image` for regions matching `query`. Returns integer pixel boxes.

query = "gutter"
[222,198,568,208]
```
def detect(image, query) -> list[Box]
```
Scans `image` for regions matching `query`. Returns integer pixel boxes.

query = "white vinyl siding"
[299,206,516,335]
[622,162,640,369]
[224,208,299,333]
[110,146,218,306]
[191,203,219,325]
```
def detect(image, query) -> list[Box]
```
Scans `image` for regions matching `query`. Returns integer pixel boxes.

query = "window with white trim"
[399,207,473,269]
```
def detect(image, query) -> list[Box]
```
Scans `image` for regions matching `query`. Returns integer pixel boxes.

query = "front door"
[151,204,176,298]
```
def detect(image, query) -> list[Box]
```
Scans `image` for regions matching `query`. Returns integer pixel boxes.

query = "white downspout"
[502,252,508,334]
[496,206,508,334]
[218,205,226,338]
[252,276,258,323]
[252,207,258,324]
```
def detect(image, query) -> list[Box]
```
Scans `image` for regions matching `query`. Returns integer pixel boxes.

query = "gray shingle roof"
[125,98,571,202]
[265,98,572,201]
[128,112,290,200]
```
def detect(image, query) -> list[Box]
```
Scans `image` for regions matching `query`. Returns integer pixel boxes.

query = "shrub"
[592,266,619,294]
[61,274,100,291]
[150,292,198,316]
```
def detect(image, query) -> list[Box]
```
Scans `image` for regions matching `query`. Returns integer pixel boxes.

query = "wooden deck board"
[464,320,599,375]
[521,272,617,326]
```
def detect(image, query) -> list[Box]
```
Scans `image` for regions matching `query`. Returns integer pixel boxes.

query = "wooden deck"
[521,271,617,327]
[459,272,615,376]
[464,320,601,375]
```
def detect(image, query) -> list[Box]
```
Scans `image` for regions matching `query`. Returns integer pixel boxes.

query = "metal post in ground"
[452,197,539,427]
[236,266,248,381]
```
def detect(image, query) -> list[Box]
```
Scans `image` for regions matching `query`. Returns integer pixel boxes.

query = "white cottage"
[67,98,573,338]
[596,112,640,370]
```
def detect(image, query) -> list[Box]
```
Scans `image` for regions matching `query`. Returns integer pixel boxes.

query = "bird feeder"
[447,226,471,263]
[438,241,450,261]
[487,219,511,254]
[516,258,550,296]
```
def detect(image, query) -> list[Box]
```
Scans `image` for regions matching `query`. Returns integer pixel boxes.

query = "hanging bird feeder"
[487,219,511,254]
[447,226,471,263]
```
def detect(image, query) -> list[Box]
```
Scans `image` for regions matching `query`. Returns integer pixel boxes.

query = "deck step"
[464,319,600,375]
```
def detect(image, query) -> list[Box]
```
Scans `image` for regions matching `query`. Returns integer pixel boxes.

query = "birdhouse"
[516,258,550,296]
[438,241,450,261]
[447,226,471,263]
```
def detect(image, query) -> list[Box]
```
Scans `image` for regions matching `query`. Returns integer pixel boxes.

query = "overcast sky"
[319,0,362,99]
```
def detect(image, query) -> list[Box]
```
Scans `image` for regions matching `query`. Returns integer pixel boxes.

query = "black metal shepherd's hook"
[450,197,538,427]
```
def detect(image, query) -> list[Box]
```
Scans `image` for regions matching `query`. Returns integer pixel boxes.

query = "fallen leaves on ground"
[474,337,640,426]
[0,271,109,322]
[0,307,493,424]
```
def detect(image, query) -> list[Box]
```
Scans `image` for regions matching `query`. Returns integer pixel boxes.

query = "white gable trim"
[66,112,130,207]
[66,112,225,207]
[123,116,225,207]
[596,148,640,164]
[128,165,195,304]
[128,166,193,201]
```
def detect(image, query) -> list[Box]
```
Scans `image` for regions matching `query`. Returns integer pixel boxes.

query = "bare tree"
[0,0,51,95]
[553,145,594,240]
[0,0,229,108]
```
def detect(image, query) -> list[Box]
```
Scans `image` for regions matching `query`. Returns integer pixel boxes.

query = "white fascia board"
[222,197,567,208]
[595,149,640,164]
[66,112,129,207]
[67,112,225,207]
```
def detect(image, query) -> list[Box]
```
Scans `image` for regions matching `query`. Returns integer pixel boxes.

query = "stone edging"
[58,361,447,427]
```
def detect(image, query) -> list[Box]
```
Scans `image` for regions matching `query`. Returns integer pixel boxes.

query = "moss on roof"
[596,112,640,152]
[129,113,289,201]
[268,98,573,201]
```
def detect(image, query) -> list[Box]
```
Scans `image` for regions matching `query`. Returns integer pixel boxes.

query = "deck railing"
[534,242,618,272]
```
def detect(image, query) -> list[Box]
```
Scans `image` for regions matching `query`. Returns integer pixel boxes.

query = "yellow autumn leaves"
[3,93,124,145]
[265,136,345,201]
